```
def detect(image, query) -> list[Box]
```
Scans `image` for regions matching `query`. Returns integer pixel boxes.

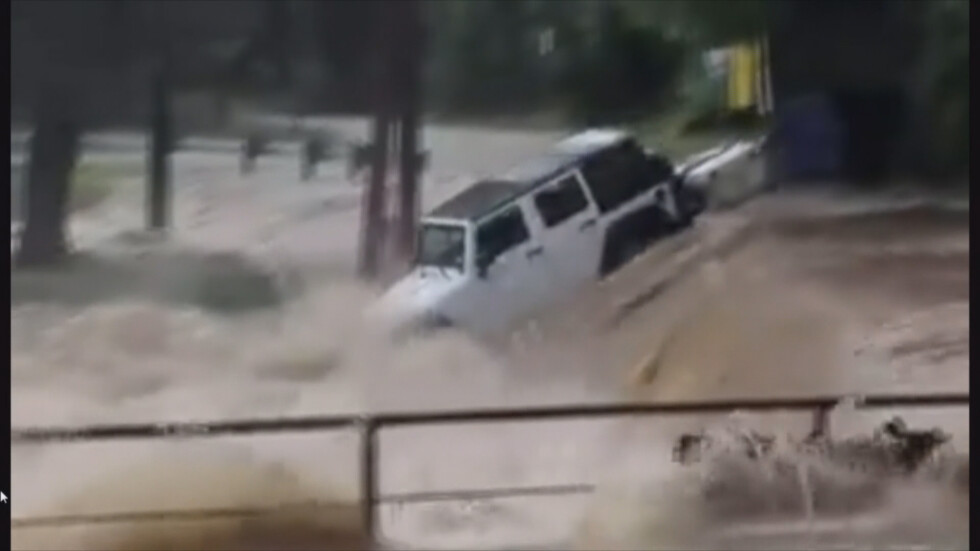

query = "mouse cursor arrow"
[1,491,8,503]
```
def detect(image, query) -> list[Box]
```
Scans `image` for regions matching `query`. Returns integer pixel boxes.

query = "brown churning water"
[10,138,969,550]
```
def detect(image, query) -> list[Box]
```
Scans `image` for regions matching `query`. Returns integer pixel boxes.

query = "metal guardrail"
[11,392,969,542]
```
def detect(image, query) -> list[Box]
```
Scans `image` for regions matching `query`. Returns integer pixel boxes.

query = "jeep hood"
[368,266,467,328]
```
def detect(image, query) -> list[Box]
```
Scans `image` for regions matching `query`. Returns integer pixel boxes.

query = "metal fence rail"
[11,391,970,542]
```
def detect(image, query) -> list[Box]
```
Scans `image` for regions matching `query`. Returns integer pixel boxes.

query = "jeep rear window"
[533,174,589,228]
[581,141,656,213]
[417,223,466,271]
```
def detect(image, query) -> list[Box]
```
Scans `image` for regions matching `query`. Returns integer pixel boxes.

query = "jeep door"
[468,203,550,334]
[529,170,604,300]
[580,141,678,273]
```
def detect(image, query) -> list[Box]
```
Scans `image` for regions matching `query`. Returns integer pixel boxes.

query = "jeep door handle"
[579,219,596,231]
[526,246,544,259]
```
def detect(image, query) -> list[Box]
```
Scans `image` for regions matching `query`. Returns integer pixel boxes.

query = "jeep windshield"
[416,223,467,272]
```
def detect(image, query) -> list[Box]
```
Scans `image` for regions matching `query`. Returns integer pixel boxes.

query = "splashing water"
[11,247,619,550]
[578,402,969,551]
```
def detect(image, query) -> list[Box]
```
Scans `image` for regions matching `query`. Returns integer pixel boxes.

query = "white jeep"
[373,129,704,337]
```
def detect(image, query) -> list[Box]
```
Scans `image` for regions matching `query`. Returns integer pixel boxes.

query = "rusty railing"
[11,391,969,542]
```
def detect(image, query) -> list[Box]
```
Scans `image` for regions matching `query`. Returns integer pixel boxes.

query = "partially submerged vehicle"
[676,138,766,201]
[373,129,706,336]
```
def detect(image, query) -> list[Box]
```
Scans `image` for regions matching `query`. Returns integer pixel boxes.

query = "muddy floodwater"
[10,122,969,550]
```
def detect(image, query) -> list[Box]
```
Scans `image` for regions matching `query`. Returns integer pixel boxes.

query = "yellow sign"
[727,42,760,110]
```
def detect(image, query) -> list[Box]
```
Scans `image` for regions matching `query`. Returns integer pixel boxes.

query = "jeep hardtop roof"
[428,129,631,221]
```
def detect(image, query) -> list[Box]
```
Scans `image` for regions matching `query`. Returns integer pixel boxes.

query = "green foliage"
[311,0,376,112]
[915,0,969,179]
[619,0,778,47]
[425,0,686,123]
[563,6,686,125]
[426,0,550,115]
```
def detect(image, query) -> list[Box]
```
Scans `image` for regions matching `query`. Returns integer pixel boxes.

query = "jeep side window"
[533,175,589,228]
[476,206,530,267]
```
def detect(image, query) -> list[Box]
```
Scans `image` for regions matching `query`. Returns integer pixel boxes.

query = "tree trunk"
[359,108,391,280]
[16,95,80,267]
[358,3,396,280]
[147,63,173,231]
[396,0,424,265]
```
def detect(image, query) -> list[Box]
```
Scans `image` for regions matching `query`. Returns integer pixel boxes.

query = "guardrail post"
[810,405,831,439]
[359,417,379,543]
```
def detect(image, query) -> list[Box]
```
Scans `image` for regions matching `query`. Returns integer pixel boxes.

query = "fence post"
[359,417,380,543]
